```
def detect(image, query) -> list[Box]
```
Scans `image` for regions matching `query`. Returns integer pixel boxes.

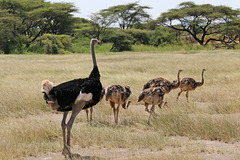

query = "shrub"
[30,34,72,54]
[103,29,132,52]
[149,27,177,46]
[124,29,151,45]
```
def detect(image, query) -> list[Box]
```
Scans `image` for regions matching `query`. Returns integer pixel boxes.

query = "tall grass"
[0,50,240,159]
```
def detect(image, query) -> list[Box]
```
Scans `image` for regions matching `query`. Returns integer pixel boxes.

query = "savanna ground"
[0,50,240,160]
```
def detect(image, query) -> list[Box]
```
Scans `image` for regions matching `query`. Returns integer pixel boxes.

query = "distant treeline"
[0,0,239,54]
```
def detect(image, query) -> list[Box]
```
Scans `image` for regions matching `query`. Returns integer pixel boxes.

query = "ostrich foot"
[145,108,150,113]
[162,102,168,108]
[62,145,72,159]
[126,101,131,109]
[149,108,156,116]
[158,101,167,109]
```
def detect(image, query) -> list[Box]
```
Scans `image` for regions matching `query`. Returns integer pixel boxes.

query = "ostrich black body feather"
[48,66,102,111]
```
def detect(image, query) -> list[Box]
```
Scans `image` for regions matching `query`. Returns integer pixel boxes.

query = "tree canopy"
[0,0,240,54]
[100,2,151,29]
[0,0,76,53]
[157,1,240,45]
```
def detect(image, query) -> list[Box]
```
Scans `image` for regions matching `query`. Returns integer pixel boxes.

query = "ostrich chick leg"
[177,90,183,101]
[115,103,120,124]
[126,101,131,109]
[144,103,150,113]
[110,101,116,123]
[186,91,189,102]
[148,105,155,124]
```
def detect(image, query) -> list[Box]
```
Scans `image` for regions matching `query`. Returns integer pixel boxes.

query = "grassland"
[0,50,240,160]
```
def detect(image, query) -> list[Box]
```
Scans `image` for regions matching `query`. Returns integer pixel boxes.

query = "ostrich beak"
[47,101,55,109]
[97,40,102,44]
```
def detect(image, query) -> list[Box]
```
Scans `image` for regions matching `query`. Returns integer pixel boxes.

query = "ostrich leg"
[61,111,69,155]
[90,107,93,123]
[144,103,150,113]
[158,100,167,109]
[86,109,89,122]
[150,105,156,115]
[115,103,120,124]
[177,90,183,101]
[186,91,189,102]
[126,101,131,109]
[63,102,86,157]
[110,101,116,123]
[122,101,131,109]
[148,105,155,124]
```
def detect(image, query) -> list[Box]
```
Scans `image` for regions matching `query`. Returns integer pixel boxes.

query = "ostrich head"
[178,69,183,74]
[91,38,101,45]
[41,80,53,95]
[41,80,59,110]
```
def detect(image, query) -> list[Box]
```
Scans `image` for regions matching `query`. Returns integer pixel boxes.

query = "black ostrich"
[41,39,102,157]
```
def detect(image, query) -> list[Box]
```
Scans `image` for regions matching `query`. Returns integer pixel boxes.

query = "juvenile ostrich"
[143,70,183,94]
[142,70,183,107]
[106,85,132,124]
[84,87,105,123]
[41,39,102,157]
[177,69,206,102]
[137,87,165,123]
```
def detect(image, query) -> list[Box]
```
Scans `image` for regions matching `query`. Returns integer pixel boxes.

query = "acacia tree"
[157,1,240,45]
[222,17,240,43]
[0,9,22,54]
[89,12,116,39]
[0,0,76,53]
[22,1,76,46]
[101,2,151,29]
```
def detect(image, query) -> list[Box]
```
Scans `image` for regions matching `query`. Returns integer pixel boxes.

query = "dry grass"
[0,50,240,159]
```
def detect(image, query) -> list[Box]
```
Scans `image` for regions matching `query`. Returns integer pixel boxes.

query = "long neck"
[197,70,205,87]
[91,41,97,67]
[171,70,181,89]
[177,70,181,85]
[201,70,205,85]
[89,40,100,79]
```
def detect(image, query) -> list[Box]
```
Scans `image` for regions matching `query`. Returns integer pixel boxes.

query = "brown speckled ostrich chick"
[106,85,132,124]
[137,87,165,123]
[177,69,206,102]
[143,70,183,107]
[143,70,183,94]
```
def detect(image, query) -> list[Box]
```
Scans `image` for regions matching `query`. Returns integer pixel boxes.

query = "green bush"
[103,29,132,52]
[30,34,72,54]
[71,37,91,53]
[124,29,150,45]
[149,27,177,46]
